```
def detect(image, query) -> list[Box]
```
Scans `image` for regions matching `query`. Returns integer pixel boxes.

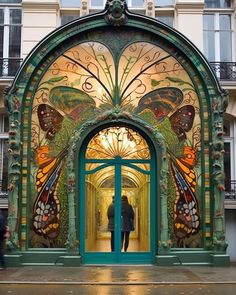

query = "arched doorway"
[79,126,156,264]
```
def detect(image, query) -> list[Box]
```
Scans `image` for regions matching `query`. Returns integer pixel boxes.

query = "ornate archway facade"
[5,1,229,266]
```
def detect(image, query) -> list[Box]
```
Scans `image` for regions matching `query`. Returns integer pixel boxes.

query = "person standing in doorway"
[107,196,115,251]
[121,195,134,252]
[0,210,7,270]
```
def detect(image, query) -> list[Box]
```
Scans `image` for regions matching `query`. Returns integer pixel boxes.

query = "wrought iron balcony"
[210,62,236,81]
[0,58,23,77]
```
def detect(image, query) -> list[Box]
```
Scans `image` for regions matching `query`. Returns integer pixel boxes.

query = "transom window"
[86,127,150,160]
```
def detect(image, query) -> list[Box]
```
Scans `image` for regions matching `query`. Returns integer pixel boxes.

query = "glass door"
[80,126,155,264]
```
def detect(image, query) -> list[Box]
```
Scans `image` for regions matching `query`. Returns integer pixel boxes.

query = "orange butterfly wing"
[33,147,67,239]
[170,146,200,247]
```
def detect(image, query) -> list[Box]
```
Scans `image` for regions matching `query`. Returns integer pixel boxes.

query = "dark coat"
[121,200,134,232]
[107,202,114,231]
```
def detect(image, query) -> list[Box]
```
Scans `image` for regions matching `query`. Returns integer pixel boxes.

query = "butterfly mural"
[33,86,96,240]
[136,87,200,246]
[37,86,96,140]
[31,41,201,248]
[136,87,184,120]
[33,147,68,239]
[169,146,200,246]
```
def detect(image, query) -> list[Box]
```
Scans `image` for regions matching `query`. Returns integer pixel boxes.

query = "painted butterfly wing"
[170,147,200,247]
[136,87,183,120]
[37,104,63,140]
[33,147,68,239]
[169,105,195,141]
[49,86,96,121]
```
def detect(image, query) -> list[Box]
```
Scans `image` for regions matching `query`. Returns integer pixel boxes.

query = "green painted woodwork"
[4,0,230,266]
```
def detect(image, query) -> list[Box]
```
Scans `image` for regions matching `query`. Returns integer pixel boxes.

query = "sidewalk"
[0,264,236,285]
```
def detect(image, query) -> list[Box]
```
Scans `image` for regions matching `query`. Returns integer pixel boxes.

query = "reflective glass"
[0,9,4,24]
[224,142,231,192]
[3,116,9,133]
[61,14,78,26]
[203,14,214,30]
[60,0,80,7]
[10,9,21,24]
[155,0,173,6]
[205,0,231,8]
[203,31,215,61]
[121,165,150,252]
[90,0,103,6]
[0,0,21,3]
[220,31,232,61]
[0,139,8,192]
[130,0,144,7]
[157,15,173,27]
[85,166,115,252]
[223,118,230,137]
[0,27,3,58]
[220,14,231,30]
[9,26,21,57]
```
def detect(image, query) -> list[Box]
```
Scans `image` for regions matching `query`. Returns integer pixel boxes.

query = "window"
[203,13,232,62]
[61,13,80,25]
[223,117,236,195]
[205,0,231,8]
[60,0,80,7]
[0,6,22,76]
[156,14,173,27]
[90,0,105,7]
[0,115,8,194]
[90,0,144,8]
[127,0,144,8]
[0,0,21,3]
[154,0,174,6]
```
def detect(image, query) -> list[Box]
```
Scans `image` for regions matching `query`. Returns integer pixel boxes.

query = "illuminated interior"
[85,127,151,253]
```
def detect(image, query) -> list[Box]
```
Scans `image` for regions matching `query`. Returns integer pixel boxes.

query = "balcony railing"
[210,62,236,81]
[0,58,23,77]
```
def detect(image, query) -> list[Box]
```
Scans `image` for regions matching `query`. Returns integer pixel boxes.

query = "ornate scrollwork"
[105,0,128,26]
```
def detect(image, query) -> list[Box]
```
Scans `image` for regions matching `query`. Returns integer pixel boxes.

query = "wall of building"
[22,0,59,58]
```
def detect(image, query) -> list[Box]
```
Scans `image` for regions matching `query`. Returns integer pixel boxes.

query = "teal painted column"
[211,91,229,257]
[66,148,79,254]
[5,89,21,251]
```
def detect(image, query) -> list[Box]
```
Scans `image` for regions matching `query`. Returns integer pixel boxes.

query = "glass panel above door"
[86,126,150,159]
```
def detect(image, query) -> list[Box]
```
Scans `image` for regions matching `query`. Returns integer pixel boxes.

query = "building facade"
[0,0,235,265]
